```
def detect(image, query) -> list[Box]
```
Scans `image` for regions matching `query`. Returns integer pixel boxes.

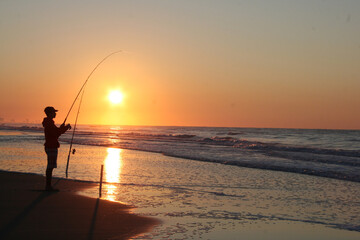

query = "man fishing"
[42,106,71,191]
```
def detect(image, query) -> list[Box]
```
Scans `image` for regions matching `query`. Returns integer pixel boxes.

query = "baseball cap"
[44,106,58,114]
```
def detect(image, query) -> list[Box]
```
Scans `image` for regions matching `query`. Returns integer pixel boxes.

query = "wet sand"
[0,171,159,240]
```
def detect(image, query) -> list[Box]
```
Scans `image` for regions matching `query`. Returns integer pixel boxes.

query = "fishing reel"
[72,149,76,155]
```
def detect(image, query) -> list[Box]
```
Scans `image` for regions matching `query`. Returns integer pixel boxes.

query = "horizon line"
[1,121,359,131]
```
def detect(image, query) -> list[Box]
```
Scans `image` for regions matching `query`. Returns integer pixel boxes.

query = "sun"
[108,90,124,105]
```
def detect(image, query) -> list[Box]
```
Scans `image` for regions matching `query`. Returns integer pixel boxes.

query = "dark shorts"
[45,148,58,169]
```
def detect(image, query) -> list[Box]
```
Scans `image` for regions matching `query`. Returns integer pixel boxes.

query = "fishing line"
[64,50,122,178]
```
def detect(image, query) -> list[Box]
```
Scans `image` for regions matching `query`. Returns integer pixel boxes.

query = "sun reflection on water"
[104,148,122,201]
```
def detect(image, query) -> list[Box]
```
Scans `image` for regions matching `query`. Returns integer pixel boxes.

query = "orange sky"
[1,1,360,129]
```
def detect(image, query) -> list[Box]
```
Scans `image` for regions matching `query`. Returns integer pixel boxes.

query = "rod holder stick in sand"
[99,164,104,198]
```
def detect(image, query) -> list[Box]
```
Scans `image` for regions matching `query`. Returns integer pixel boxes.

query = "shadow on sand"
[87,198,100,240]
[0,179,101,239]
[0,179,62,238]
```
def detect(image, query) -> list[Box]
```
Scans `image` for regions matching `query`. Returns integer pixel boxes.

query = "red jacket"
[42,117,67,148]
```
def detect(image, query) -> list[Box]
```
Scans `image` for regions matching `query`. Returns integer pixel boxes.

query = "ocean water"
[0,124,360,239]
[2,124,360,182]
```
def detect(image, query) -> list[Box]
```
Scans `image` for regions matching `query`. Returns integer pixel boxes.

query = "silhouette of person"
[42,106,71,191]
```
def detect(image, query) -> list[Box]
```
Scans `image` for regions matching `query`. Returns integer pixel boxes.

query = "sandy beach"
[0,170,159,240]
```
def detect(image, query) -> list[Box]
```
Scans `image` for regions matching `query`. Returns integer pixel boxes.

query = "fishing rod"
[64,50,122,178]
[63,50,122,125]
